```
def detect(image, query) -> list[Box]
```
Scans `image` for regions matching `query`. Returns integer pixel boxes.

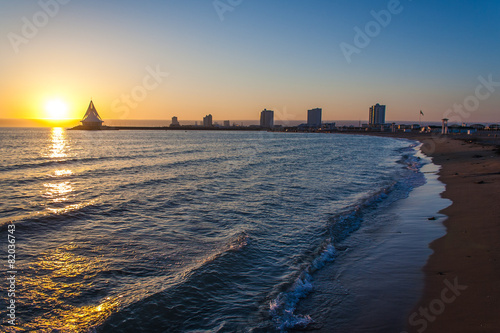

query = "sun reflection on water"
[43,181,73,203]
[54,169,73,177]
[49,127,68,159]
[21,244,120,332]
[42,128,78,213]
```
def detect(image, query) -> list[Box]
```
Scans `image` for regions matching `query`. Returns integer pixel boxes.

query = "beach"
[363,132,500,332]
[407,134,500,332]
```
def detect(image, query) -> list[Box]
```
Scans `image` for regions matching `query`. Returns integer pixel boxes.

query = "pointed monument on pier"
[81,100,104,129]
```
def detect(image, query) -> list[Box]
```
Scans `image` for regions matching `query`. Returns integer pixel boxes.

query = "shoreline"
[295,138,450,333]
[410,134,500,332]
[350,132,500,332]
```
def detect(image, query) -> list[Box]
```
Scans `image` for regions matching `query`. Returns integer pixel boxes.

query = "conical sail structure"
[81,100,103,129]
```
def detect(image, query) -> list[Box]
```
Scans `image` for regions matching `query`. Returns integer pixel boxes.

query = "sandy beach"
[406,134,500,332]
[360,132,500,332]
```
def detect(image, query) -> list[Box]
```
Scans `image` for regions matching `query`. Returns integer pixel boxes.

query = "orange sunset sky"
[1,1,499,126]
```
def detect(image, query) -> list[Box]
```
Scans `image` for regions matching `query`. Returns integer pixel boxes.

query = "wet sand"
[353,132,500,332]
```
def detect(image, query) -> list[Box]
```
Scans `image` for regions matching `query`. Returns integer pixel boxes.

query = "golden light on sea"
[20,244,120,332]
[48,127,68,159]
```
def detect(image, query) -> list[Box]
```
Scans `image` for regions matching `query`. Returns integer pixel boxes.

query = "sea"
[0,127,449,332]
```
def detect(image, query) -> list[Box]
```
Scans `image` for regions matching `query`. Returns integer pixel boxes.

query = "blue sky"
[1,0,499,123]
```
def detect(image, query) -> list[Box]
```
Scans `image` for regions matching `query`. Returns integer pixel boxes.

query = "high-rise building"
[260,109,274,128]
[223,120,230,127]
[307,108,322,127]
[369,104,386,125]
[203,114,213,127]
[171,116,180,126]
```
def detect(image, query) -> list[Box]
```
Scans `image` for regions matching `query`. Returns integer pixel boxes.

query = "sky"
[1,0,499,125]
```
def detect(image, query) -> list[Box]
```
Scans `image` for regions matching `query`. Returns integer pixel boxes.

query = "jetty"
[69,100,265,131]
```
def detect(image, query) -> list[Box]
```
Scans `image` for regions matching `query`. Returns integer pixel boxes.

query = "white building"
[81,100,103,129]
[307,108,322,127]
[260,109,274,128]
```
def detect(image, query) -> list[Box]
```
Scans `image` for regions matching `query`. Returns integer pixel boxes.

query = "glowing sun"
[45,99,69,119]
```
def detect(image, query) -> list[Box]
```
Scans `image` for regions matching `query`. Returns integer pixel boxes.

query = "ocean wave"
[0,198,99,230]
[268,143,427,332]
[96,231,251,332]
[2,130,433,332]
[0,152,169,174]
[269,245,336,331]
[267,187,394,331]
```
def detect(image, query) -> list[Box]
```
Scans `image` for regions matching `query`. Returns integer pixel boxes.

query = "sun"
[45,99,69,119]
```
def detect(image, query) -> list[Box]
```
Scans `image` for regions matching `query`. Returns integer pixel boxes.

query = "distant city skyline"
[1,1,500,125]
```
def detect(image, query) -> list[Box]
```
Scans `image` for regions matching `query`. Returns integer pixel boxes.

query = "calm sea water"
[0,128,431,332]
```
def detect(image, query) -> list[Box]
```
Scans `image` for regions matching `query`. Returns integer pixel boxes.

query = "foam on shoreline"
[290,140,450,332]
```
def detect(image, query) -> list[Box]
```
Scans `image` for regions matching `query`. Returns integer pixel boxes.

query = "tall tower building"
[260,109,274,128]
[171,116,180,126]
[307,108,322,127]
[369,104,386,126]
[203,114,213,127]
